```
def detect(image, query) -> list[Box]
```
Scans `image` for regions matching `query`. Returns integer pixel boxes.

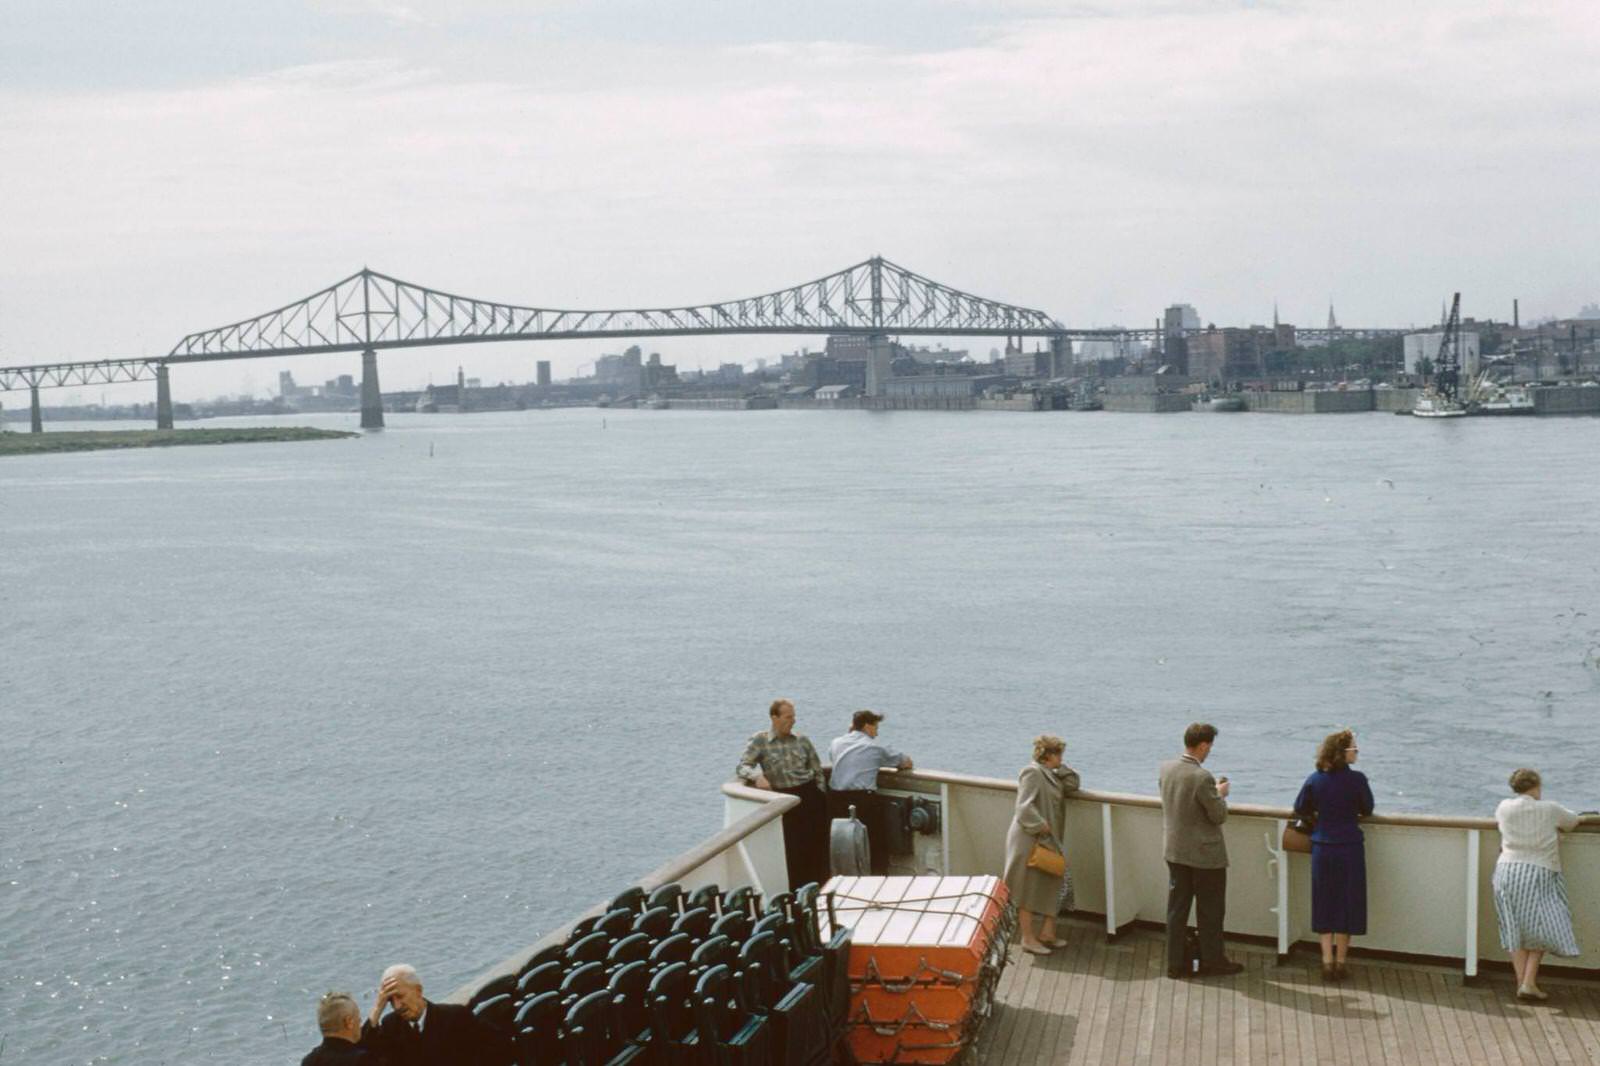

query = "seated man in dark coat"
[302,991,380,1065]
[361,963,514,1066]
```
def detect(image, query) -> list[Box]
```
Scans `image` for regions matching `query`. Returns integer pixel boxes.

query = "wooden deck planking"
[981,923,1600,1065]
[1117,936,1155,1066]
[1353,959,1398,1066]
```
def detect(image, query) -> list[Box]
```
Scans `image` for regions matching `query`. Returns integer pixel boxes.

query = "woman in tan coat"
[1003,734,1081,954]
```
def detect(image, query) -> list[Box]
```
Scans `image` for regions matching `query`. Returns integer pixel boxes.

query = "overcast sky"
[2,0,1596,403]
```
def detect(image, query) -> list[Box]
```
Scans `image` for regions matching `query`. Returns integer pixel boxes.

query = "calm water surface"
[3,408,1597,1063]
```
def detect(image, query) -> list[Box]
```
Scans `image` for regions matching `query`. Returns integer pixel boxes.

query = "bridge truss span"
[166,256,1067,362]
[0,358,159,392]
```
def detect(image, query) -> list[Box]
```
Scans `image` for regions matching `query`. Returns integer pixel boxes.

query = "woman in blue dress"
[1293,729,1374,982]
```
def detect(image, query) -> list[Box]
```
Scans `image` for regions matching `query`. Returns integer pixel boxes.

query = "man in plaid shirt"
[737,698,830,889]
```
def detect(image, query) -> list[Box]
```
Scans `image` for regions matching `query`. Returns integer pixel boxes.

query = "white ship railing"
[874,768,1600,980]
[453,771,1599,1002]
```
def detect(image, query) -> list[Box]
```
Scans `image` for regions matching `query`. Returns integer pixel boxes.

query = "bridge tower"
[155,365,174,430]
[30,385,43,433]
[360,349,384,429]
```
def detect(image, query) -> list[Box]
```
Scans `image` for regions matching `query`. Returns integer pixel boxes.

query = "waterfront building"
[595,346,645,393]
[642,353,680,391]
[1004,343,1051,380]
[1404,330,1481,378]
[883,374,1005,399]
[797,354,866,391]
[813,384,857,406]
[1187,327,1267,384]
[825,334,872,361]
[536,360,552,387]
[1076,338,1122,362]
[1163,303,1201,336]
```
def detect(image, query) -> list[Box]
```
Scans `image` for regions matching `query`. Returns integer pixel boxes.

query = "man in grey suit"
[1159,722,1245,978]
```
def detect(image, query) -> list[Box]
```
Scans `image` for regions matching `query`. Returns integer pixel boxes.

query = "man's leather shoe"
[1196,959,1245,977]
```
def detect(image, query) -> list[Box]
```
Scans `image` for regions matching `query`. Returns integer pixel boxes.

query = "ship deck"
[981,920,1600,1066]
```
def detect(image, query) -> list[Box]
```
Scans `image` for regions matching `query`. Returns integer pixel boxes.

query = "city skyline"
[3,0,1598,403]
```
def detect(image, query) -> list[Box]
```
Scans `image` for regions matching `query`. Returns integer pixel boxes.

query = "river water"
[3,407,1598,1062]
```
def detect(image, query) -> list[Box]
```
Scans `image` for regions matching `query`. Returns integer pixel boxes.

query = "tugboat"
[1413,391,1467,418]
[1196,393,1245,412]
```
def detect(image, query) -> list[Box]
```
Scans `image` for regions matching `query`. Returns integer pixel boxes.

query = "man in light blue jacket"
[829,710,913,874]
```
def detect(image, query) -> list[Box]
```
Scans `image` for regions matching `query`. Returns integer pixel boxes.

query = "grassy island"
[0,426,359,456]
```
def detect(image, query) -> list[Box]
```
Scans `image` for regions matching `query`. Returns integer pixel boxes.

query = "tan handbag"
[1281,817,1314,854]
[1027,842,1066,877]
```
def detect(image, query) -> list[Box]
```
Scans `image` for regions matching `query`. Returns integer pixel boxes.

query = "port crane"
[1432,292,1462,401]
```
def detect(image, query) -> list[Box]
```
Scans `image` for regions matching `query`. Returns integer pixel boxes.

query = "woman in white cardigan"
[1492,768,1587,1002]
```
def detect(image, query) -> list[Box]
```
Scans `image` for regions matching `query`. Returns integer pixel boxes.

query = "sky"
[1,0,1597,404]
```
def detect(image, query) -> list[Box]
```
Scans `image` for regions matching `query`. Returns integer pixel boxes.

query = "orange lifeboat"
[819,875,1015,1064]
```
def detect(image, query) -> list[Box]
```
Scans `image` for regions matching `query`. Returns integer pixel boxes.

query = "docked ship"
[1412,390,1468,418]
[1474,386,1535,415]
[442,768,1600,1065]
[1468,372,1535,416]
[1196,393,1246,412]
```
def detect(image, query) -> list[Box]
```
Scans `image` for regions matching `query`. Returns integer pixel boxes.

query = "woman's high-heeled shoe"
[1321,962,1337,982]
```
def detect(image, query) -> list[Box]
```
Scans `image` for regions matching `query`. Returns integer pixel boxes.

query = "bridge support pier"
[360,348,385,429]
[865,334,893,398]
[1050,335,1072,378]
[156,365,174,430]
[31,385,43,433]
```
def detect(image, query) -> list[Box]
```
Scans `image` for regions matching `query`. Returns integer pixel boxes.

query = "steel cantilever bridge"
[0,256,1080,430]
[0,255,1404,430]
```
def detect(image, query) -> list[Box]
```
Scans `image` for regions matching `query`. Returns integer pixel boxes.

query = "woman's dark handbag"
[1281,814,1315,854]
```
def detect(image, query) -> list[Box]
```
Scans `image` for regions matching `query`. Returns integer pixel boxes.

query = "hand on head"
[374,965,425,1024]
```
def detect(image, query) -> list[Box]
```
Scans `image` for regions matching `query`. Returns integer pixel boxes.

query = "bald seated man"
[301,991,379,1065]
[361,963,514,1066]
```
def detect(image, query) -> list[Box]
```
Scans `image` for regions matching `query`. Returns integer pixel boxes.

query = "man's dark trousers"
[1165,861,1227,970]
[775,782,830,889]
[829,789,890,875]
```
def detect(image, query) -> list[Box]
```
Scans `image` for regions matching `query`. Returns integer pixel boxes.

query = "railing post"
[1101,803,1118,940]
[1273,820,1291,961]
[939,782,951,874]
[1464,828,1481,982]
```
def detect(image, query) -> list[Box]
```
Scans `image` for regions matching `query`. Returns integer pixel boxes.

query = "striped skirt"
[1492,860,1581,956]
